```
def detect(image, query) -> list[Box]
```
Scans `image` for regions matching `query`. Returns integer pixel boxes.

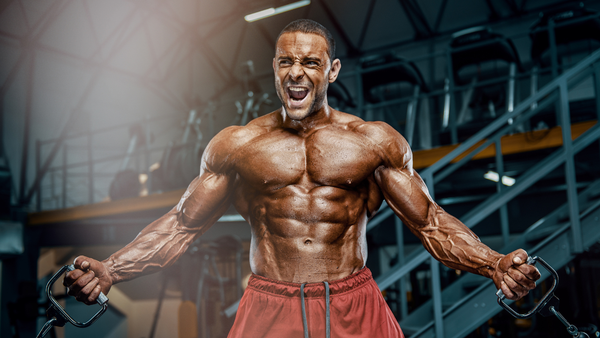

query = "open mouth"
[287,86,309,102]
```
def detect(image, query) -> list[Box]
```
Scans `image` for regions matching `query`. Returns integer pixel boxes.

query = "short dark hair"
[276,19,336,61]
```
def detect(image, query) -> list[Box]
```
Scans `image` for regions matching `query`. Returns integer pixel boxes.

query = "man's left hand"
[493,249,541,300]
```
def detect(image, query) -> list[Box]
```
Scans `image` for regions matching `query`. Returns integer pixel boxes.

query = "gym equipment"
[109,169,141,200]
[496,256,590,338]
[446,26,522,134]
[530,3,600,68]
[150,108,209,192]
[36,264,109,338]
[233,60,271,126]
[528,3,600,127]
[360,53,431,149]
[327,80,356,111]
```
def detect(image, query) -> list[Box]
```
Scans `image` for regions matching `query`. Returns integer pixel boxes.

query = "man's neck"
[280,105,333,135]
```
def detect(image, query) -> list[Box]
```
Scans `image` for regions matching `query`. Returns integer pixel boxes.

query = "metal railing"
[340,10,600,150]
[31,11,600,213]
[369,48,600,337]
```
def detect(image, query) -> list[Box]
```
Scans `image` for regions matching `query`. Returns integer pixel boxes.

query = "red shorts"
[228,267,404,338]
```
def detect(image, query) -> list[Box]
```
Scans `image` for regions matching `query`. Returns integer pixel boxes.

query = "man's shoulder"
[340,117,412,168]
[343,117,406,147]
[212,112,280,149]
[203,112,280,172]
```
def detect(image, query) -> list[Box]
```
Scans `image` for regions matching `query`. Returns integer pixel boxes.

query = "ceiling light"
[484,171,516,186]
[244,1,311,22]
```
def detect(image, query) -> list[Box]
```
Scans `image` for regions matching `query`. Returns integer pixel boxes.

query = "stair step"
[399,325,421,336]
[587,188,600,201]
[525,223,567,242]
[461,275,488,291]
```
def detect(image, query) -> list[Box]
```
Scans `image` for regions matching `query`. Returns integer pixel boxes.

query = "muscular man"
[64,19,540,337]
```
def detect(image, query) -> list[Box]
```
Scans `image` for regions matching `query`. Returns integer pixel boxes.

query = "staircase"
[395,181,600,337]
[370,48,600,338]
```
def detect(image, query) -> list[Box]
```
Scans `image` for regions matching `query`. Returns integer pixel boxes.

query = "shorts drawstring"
[301,283,309,338]
[324,281,330,338]
[300,281,330,338]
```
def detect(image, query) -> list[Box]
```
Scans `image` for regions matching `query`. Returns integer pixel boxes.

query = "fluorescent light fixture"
[484,171,516,186]
[245,0,311,22]
[245,8,276,22]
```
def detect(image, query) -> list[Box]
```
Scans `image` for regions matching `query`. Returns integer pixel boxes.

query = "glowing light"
[245,8,276,22]
[484,171,516,186]
[244,1,311,22]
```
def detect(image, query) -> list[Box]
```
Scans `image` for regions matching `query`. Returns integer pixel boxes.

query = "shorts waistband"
[247,267,373,298]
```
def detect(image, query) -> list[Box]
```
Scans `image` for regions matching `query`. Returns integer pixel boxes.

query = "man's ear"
[273,57,276,71]
[328,58,341,83]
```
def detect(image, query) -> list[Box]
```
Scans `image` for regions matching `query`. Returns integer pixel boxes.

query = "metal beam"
[485,0,501,20]
[16,0,30,30]
[350,0,578,59]
[433,0,449,33]
[21,71,102,206]
[357,0,378,49]
[190,10,245,84]
[256,21,275,51]
[316,0,360,56]
[397,0,428,38]
[18,54,34,203]
[82,0,100,45]
[0,0,72,99]
[409,0,433,33]
[401,0,433,35]
[230,23,249,73]
[30,0,74,43]
[503,0,520,15]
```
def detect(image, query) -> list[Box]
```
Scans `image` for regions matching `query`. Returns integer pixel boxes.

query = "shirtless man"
[64,19,540,337]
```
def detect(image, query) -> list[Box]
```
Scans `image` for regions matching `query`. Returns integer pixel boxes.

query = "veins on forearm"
[104,210,210,284]
[416,208,501,279]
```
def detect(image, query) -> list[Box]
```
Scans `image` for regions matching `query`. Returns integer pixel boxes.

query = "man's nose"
[289,62,304,81]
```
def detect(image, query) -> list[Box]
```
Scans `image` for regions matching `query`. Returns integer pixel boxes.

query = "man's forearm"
[102,208,210,284]
[375,164,505,279]
[416,207,503,279]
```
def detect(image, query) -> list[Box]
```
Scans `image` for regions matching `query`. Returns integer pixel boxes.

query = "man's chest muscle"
[236,128,380,189]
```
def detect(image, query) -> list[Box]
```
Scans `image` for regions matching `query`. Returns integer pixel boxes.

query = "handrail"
[376,122,600,290]
[368,48,600,233]
[373,47,600,289]
[423,48,600,177]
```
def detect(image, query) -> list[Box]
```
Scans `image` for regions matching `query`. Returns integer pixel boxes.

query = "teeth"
[289,87,307,91]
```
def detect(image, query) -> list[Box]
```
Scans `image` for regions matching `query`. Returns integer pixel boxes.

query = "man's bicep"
[174,125,243,227]
[175,169,236,229]
[374,165,435,230]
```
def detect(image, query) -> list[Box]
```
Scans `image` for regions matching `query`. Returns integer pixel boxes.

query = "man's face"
[273,32,340,120]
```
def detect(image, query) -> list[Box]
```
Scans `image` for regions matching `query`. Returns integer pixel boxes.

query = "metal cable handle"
[496,256,557,319]
[36,264,109,338]
[496,256,590,338]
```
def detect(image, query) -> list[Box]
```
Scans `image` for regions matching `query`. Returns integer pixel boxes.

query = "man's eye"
[280,60,292,65]
[306,61,318,66]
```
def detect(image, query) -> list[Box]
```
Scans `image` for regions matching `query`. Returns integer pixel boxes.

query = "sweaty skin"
[64,31,540,306]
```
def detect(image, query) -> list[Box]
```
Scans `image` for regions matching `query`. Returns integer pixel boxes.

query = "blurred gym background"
[2,0,600,337]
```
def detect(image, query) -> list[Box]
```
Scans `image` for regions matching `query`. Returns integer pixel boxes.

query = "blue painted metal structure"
[370,48,600,337]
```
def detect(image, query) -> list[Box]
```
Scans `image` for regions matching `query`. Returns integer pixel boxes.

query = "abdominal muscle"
[242,185,370,283]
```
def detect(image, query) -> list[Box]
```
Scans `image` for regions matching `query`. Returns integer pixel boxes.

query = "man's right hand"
[63,256,113,305]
